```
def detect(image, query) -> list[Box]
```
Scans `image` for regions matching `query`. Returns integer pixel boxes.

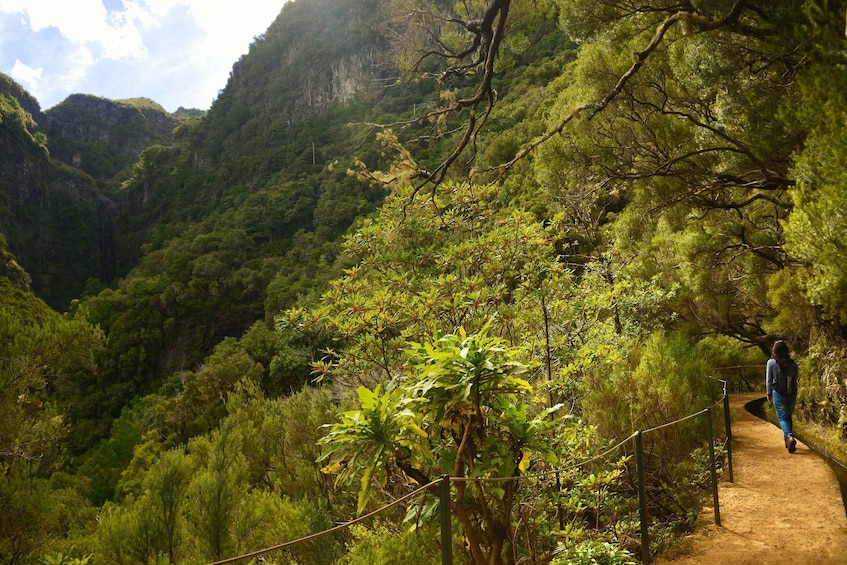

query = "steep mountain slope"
[0,0,404,447]
[67,0,398,442]
[0,74,103,308]
[0,0,569,449]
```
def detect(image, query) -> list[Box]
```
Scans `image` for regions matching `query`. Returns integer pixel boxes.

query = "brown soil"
[656,393,847,565]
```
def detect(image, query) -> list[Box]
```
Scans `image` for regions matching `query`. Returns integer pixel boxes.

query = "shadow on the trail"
[745,396,847,519]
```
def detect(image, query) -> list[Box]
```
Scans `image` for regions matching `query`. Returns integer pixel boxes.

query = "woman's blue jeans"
[772,390,797,438]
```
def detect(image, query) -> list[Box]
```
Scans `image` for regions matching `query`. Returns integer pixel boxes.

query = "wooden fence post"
[706,408,722,527]
[723,392,734,483]
[439,474,453,565]
[635,430,650,565]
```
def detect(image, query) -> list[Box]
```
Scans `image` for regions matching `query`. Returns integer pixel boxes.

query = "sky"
[0,0,287,112]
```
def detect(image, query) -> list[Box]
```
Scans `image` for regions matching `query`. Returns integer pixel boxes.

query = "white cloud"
[10,57,40,88]
[0,0,287,112]
[185,0,281,47]
[2,0,146,59]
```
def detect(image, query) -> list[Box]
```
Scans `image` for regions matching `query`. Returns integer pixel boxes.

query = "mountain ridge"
[0,0,409,446]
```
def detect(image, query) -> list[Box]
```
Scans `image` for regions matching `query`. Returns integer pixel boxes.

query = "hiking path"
[657,392,847,564]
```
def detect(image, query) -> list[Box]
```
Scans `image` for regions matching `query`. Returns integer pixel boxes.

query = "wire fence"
[208,380,735,565]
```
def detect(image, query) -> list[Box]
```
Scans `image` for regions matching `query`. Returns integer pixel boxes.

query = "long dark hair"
[772,340,790,360]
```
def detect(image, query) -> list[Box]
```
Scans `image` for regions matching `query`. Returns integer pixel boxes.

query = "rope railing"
[640,407,709,435]
[451,431,638,483]
[207,479,438,565]
[208,384,735,565]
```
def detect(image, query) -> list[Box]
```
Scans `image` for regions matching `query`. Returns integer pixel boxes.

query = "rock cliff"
[42,94,178,182]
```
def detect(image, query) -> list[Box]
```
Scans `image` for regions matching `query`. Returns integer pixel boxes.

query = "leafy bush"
[584,331,720,441]
[550,539,636,565]
[550,540,637,565]
[338,524,440,565]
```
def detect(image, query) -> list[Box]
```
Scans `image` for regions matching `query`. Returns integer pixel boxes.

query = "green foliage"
[769,1,847,426]
[280,182,576,388]
[320,325,613,562]
[338,524,440,564]
[90,386,342,564]
[171,340,265,441]
[530,0,809,350]
[74,413,143,504]
[43,94,176,182]
[0,262,103,562]
[578,330,727,551]
[321,384,429,515]
[139,449,193,563]
[0,278,104,467]
[225,383,337,498]
[94,449,193,565]
[550,539,636,565]
[584,331,719,439]
[784,109,847,324]
[0,233,31,290]
[0,92,45,150]
[115,430,165,501]
[6,1,847,562]
[0,87,102,309]
[184,423,248,561]
[76,84,385,441]
[0,462,98,565]
[0,463,58,565]
[38,552,93,565]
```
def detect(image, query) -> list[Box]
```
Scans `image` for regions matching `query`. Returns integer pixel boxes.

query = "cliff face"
[0,85,104,309]
[203,0,386,151]
[298,47,382,114]
[43,95,178,183]
[0,75,161,307]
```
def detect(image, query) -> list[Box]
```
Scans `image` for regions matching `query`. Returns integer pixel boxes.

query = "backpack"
[773,358,798,395]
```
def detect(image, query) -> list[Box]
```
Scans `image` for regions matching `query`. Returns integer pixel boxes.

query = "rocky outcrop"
[216,0,387,132]
[42,95,178,182]
[45,95,173,148]
[299,48,382,113]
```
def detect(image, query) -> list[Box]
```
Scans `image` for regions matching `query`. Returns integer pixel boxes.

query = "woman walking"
[766,340,799,453]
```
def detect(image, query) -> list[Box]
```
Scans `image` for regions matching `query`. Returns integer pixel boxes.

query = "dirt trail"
[656,392,847,564]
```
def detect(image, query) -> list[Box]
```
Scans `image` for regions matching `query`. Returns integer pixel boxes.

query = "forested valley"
[1,1,846,563]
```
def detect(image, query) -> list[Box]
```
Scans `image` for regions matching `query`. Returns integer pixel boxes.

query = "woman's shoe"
[788,435,797,453]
